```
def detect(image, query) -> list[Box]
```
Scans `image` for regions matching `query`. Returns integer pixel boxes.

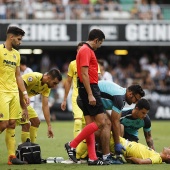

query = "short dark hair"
[135,98,150,110]
[88,29,105,41]
[7,26,25,36]
[47,69,62,82]
[127,84,145,97]
[20,56,27,65]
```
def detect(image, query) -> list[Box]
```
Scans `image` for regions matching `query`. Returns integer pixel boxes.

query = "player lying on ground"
[110,136,170,164]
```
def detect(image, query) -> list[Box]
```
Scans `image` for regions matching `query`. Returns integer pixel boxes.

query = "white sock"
[103,153,110,160]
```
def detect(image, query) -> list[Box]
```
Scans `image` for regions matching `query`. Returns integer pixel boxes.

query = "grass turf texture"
[0,120,170,170]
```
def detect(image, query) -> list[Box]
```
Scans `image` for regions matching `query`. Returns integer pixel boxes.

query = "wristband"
[23,91,28,95]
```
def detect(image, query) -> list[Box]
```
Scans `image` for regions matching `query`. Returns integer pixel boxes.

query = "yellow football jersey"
[0,44,20,92]
[110,137,162,164]
[67,60,78,99]
[22,72,50,97]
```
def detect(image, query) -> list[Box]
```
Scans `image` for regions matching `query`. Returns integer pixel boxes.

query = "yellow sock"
[82,116,86,129]
[81,151,88,159]
[76,140,87,159]
[5,128,16,156]
[30,126,38,143]
[73,119,82,138]
[21,131,30,143]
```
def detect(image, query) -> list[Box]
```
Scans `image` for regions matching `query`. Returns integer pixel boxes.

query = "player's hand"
[61,101,67,111]
[88,94,96,106]
[23,94,30,106]
[47,126,54,138]
[21,108,28,121]
[115,143,126,154]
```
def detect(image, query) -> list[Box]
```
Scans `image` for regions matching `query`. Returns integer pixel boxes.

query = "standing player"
[19,69,62,143]
[65,29,110,166]
[0,26,30,165]
[120,98,155,150]
[61,42,88,164]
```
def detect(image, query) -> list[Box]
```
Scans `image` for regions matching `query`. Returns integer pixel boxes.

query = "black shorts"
[77,83,104,116]
[123,132,139,142]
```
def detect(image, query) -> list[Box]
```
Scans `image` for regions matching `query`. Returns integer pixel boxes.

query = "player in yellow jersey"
[19,69,62,144]
[0,26,30,165]
[61,42,88,164]
[110,136,170,164]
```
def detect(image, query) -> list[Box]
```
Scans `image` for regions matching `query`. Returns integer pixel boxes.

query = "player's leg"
[21,122,30,143]
[6,93,26,165]
[72,101,88,160]
[0,92,11,133]
[29,117,40,143]
[22,105,39,143]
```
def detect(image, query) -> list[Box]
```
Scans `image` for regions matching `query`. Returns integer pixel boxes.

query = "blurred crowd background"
[1,0,170,119]
[0,0,169,20]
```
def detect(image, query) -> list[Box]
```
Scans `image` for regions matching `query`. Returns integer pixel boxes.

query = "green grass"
[0,120,170,170]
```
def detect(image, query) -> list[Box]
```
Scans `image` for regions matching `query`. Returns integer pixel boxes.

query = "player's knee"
[74,119,82,128]
[30,117,40,127]
[0,121,9,132]
[7,120,16,129]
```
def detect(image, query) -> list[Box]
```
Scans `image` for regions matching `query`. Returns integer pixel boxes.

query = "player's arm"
[81,66,96,106]
[61,75,73,111]
[111,110,121,144]
[144,130,155,150]
[42,95,54,138]
[16,66,30,106]
[126,157,152,164]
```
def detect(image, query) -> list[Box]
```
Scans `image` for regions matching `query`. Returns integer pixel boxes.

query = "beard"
[126,99,132,105]
[12,44,19,50]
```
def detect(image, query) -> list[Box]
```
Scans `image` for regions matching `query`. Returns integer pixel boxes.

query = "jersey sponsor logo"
[0,113,4,118]
[28,77,33,82]
[3,60,16,66]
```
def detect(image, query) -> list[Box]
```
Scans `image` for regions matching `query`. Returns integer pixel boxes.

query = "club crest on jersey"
[13,54,16,59]
[0,113,4,118]
[28,77,33,82]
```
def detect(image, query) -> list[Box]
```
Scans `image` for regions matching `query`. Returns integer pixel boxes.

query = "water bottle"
[46,157,64,163]
[55,157,64,163]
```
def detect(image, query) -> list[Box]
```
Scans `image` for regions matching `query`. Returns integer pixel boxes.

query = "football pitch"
[0,120,170,170]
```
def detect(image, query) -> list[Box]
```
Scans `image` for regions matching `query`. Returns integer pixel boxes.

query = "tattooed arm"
[144,130,155,150]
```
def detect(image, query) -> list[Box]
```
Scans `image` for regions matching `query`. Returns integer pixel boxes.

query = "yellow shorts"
[17,105,38,125]
[0,92,22,120]
[72,98,83,119]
